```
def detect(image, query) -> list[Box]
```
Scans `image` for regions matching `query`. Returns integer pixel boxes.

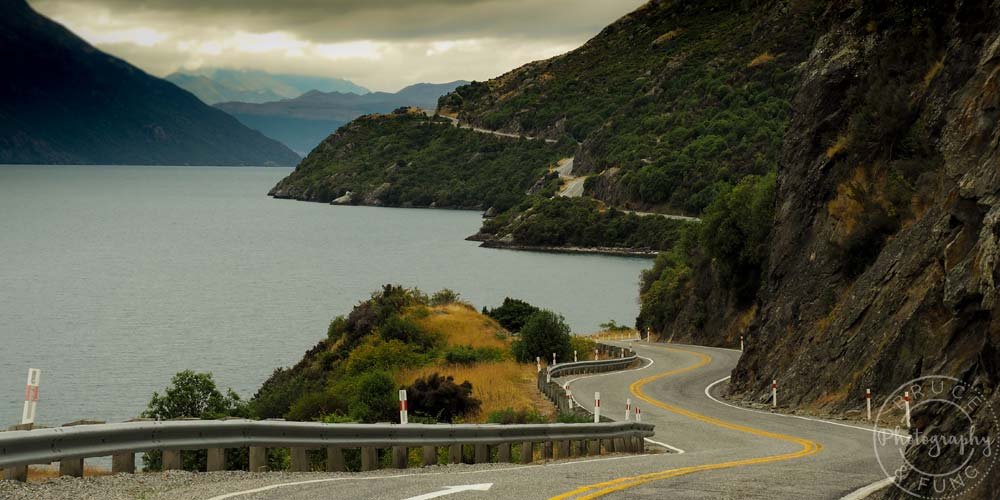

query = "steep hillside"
[440,0,822,215]
[269,108,574,210]
[167,69,369,104]
[0,0,300,166]
[217,81,468,154]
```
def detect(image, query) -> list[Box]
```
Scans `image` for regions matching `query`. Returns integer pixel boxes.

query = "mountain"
[165,69,370,104]
[269,0,1000,494]
[216,81,468,154]
[0,0,300,166]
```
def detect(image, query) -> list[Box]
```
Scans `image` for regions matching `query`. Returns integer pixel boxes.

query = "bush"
[430,288,461,306]
[486,407,545,424]
[599,320,631,331]
[483,297,540,333]
[406,373,481,423]
[141,370,247,471]
[379,314,442,351]
[444,345,506,364]
[344,371,398,423]
[556,412,593,423]
[511,310,572,363]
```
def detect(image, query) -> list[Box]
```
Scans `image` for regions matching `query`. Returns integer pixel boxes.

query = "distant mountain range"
[0,0,300,166]
[216,81,469,154]
[166,69,370,105]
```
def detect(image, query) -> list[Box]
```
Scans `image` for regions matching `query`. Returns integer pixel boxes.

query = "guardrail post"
[112,452,136,474]
[520,441,533,463]
[59,457,84,477]
[326,447,346,472]
[207,448,226,472]
[361,447,377,471]
[3,464,28,482]
[588,439,600,456]
[392,446,408,469]
[497,442,511,462]
[542,441,553,460]
[613,437,626,453]
[162,450,182,471]
[602,438,614,453]
[421,446,437,466]
[474,444,489,464]
[448,444,462,464]
[290,447,309,472]
[558,440,570,458]
[249,447,267,472]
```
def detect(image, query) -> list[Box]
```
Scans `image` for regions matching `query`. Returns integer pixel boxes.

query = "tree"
[142,370,247,471]
[483,297,540,333]
[512,310,572,363]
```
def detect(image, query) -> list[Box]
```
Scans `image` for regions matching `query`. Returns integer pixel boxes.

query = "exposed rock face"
[724,2,1000,497]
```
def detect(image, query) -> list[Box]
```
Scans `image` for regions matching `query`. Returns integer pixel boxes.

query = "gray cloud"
[29,0,644,90]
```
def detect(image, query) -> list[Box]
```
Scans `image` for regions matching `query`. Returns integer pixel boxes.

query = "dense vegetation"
[441,0,823,214]
[482,297,540,333]
[477,196,691,251]
[638,173,775,332]
[270,108,574,211]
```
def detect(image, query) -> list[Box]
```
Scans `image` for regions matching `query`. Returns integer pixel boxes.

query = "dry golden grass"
[589,329,639,341]
[397,361,551,422]
[747,52,776,68]
[411,303,510,349]
[825,134,850,159]
[24,465,111,481]
[653,29,683,45]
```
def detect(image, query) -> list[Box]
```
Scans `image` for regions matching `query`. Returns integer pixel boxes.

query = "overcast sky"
[30,0,646,92]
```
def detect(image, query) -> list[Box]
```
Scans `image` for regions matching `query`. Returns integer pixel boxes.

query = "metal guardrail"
[547,354,638,379]
[0,419,654,473]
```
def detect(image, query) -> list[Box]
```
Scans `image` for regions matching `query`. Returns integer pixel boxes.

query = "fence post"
[207,448,226,472]
[250,447,267,472]
[327,447,346,472]
[422,446,437,466]
[520,441,533,463]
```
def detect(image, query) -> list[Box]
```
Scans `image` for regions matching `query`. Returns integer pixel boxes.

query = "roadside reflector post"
[866,388,872,421]
[594,348,599,360]
[594,392,601,423]
[399,389,408,424]
[546,367,551,384]
[620,350,624,359]
[740,335,744,352]
[771,380,777,408]
[536,356,541,373]
[21,368,41,425]
[903,391,911,428]
[635,407,641,422]
[566,389,573,410]
[574,350,578,362]
[625,398,631,421]
[552,352,557,365]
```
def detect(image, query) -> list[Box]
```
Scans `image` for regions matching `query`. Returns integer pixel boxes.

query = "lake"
[0,165,651,427]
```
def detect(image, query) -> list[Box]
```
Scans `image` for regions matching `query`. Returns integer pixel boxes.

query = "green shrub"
[430,288,461,306]
[556,412,593,423]
[511,310,572,363]
[379,314,442,351]
[444,345,506,364]
[486,407,545,424]
[483,297,540,333]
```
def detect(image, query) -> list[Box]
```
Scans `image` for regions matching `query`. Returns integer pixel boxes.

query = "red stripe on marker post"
[594,392,601,423]
[398,389,409,424]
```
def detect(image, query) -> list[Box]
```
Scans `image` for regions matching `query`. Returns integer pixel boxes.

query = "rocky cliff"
[714,2,1000,497]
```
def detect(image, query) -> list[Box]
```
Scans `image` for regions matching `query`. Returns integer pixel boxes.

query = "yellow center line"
[549,347,822,500]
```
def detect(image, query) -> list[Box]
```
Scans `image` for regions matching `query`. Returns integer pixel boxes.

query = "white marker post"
[552,352,557,366]
[625,398,631,421]
[771,380,777,408]
[398,389,408,424]
[566,389,573,409]
[574,350,578,363]
[21,368,41,425]
[536,356,541,373]
[903,391,911,428]
[594,392,601,423]
[866,388,872,421]
[635,407,641,422]
[620,350,625,359]
[740,335,744,352]
[594,348,599,360]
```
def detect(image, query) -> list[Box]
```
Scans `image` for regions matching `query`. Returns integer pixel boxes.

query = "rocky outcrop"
[723,2,1000,497]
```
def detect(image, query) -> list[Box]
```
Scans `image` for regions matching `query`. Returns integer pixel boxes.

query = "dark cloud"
[29,0,645,90]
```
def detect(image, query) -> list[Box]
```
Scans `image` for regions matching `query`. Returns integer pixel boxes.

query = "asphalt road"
[137,342,904,499]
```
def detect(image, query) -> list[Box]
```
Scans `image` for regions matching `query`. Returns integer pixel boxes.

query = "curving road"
[132,342,902,499]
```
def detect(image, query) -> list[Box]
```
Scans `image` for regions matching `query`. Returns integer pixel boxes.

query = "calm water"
[0,165,650,427]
